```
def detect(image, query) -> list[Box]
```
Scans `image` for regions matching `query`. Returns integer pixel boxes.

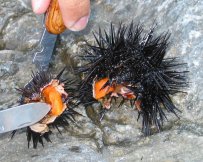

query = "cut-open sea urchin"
[79,22,188,135]
[12,68,80,148]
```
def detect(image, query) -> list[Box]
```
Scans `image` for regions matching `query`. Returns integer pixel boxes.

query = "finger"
[58,0,90,31]
[32,0,51,14]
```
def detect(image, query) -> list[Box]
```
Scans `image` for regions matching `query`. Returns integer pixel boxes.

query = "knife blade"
[33,28,58,71]
[0,103,51,134]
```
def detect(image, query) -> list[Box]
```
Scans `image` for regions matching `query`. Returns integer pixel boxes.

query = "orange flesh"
[125,93,136,99]
[93,77,142,110]
[41,85,64,116]
[93,78,114,100]
[135,100,142,111]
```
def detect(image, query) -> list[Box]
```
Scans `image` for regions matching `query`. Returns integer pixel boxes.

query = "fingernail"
[32,1,41,13]
[69,15,89,31]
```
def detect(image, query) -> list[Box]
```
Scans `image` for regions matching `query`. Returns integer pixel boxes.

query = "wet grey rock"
[0,132,106,162]
[0,0,41,51]
[0,0,28,33]
[0,61,18,77]
[0,0,203,162]
[105,128,203,162]
[3,13,42,51]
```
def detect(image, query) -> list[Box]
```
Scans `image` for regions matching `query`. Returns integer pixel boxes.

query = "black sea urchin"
[79,22,188,135]
[12,68,80,148]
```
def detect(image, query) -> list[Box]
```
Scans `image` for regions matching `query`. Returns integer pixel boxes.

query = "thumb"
[58,0,90,31]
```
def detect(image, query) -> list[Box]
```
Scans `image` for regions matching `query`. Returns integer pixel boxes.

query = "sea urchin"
[13,68,80,148]
[79,22,188,135]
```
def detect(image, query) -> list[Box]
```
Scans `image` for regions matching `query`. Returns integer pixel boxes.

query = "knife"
[33,28,58,71]
[0,103,51,134]
[0,0,65,134]
[33,0,65,71]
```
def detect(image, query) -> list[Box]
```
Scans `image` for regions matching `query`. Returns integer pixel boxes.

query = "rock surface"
[0,0,203,162]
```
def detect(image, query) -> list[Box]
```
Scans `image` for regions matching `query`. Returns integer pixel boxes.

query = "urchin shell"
[13,68,80,148]
[79,22,188,135]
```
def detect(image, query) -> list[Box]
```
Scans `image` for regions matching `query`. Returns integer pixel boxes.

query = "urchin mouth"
[94,78,142,110]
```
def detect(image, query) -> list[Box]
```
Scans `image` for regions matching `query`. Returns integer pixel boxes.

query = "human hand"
[32,0,90,31]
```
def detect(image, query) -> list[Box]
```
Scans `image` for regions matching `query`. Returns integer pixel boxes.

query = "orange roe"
[93,77,114,100]
[41,84,65,116]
